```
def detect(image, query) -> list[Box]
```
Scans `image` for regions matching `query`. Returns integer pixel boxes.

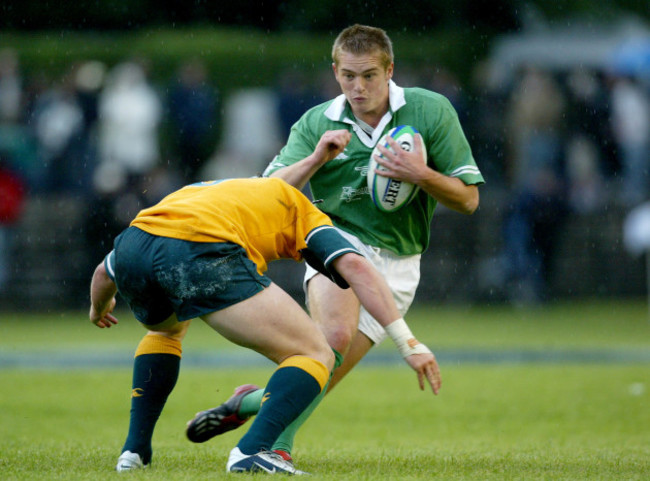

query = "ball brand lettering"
[383,179,402,206]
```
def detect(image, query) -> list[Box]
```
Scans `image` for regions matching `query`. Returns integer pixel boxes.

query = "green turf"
[3,297,650,351]
[1,300,649,479]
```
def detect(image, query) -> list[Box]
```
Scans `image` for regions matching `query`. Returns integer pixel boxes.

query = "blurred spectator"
[203,88,282,179]
[27,61,105,195]
[85,60,166,273]
[29,70,85,193]
[501,66,568,304]
[566,69,618,178]
[95,60,162,191]
[167,58,218,183]
[71,60,106,195]
[608,74,650,207]
[564,68,611,213]
[0,154,26,290]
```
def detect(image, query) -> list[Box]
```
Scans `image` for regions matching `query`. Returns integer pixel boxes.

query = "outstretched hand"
[89,297,119,328]
[405,351,441,395]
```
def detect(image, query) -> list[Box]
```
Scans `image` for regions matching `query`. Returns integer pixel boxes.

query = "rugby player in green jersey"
[89,177,440,474]
[187,24,484,464]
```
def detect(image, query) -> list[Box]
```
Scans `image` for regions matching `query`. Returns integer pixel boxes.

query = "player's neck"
[351,106,389,129]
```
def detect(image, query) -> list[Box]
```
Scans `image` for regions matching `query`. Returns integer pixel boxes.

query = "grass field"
[1,299,649,480]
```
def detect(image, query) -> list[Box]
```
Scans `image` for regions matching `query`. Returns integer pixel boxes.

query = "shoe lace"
[263,451,283,460]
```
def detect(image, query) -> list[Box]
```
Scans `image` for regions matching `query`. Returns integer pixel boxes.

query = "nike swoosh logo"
[253,462,276,474]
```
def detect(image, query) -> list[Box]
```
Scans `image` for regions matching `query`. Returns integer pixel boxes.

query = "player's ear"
[386,62,394,81]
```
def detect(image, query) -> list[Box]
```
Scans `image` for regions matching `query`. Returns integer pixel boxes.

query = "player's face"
[333,50,393,127]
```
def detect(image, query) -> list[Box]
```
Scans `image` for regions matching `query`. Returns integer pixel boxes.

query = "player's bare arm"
[270,129,351,190]
[419,172,479,215]
[332,252,441,395]
[89,262,119,328]
[375,134,479,215]
[332,253,401,324]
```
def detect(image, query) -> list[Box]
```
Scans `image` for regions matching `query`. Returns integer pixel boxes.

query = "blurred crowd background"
[1,1,650,310]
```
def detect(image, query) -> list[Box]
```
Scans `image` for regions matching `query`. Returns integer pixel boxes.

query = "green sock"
[238,388,264,417]
[237,349,343,419]
[271,349,343,455]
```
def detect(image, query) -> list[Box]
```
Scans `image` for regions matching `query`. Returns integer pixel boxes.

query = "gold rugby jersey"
[130,177,332,274]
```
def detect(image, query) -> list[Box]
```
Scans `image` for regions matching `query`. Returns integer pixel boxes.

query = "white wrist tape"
[385,318,432,358]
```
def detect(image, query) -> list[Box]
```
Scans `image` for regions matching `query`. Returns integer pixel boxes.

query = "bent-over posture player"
[89,177,441,475]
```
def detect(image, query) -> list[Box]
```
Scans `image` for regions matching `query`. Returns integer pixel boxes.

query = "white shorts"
[304,228,421,345]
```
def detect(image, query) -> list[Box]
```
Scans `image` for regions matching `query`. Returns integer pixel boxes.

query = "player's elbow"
[459,186,479,215]
[335,253,368,282]
[461,198,479,215]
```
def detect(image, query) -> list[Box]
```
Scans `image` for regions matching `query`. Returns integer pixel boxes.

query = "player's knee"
[336,252,367,279]
[324,322,355,354]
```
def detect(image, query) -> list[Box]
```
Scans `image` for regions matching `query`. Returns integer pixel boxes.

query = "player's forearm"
[419,172,479,214]
[336,255,401,327]
[268,154,324,190]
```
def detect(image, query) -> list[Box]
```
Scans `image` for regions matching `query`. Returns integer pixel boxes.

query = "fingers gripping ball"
[367,125,426,212]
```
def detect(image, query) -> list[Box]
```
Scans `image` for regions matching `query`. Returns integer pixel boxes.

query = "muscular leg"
[201,282,333,368]
[269,273,362,453]
[306,273,360,356]
[201,282,333,455]
[120,316,191,466]
[194,275,369,455]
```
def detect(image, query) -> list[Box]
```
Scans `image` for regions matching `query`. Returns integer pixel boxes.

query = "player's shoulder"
[403,86,455,110]
[291,98,343,140]
[402,87,460,128]
[301,97,337,121]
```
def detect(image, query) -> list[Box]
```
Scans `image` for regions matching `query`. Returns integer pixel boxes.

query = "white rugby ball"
[367,125,426,212]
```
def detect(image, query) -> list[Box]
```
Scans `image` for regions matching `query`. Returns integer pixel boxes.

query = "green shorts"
[108,226,271,325]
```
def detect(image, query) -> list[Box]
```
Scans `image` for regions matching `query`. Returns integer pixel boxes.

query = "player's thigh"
[201,282,333,367]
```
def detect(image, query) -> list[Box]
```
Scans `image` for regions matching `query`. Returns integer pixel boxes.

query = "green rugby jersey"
[263,81,484,256]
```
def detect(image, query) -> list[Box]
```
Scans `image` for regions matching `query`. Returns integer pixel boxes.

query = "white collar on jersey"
[323,80,407,148]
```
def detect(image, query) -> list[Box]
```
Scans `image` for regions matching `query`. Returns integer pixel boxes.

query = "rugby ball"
[367,125,426,212]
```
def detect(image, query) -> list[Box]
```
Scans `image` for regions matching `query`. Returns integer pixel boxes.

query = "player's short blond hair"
[331,24,394,70]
